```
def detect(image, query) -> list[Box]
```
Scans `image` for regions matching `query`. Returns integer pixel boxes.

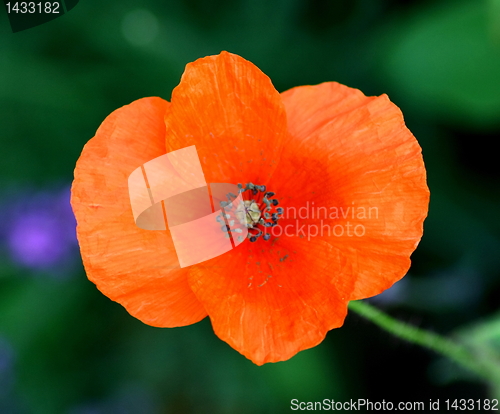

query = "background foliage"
[1,0,499,412]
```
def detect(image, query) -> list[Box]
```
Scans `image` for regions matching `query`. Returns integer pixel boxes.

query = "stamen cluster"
[238,182,283,242]
[215,182,283,243]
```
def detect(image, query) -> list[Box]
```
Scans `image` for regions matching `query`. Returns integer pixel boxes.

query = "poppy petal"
[278,82,429,300]
[71,97,207,327]
[164,51,288,185]
[187,236,354,365]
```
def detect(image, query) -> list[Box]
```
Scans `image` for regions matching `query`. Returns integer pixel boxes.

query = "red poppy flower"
[71,51,429,365]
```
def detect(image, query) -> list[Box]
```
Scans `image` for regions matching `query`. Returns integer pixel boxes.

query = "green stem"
[348,300,496,383]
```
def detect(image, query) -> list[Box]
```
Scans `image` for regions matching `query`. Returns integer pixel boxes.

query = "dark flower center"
[236,182,282,243]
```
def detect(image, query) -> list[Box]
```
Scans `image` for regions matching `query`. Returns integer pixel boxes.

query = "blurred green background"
[1,0,500,412]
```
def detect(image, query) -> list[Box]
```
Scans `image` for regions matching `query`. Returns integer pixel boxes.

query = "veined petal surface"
[71,97,207,327]
[278,83,429,300]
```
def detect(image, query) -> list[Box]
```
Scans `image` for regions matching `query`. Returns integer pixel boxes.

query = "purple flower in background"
[1,185,78,274]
